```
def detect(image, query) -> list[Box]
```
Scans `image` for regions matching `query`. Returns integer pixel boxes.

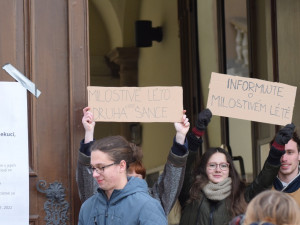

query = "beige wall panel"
[197,0,222,148]
[277,0,300,129]
[138,0,181,170]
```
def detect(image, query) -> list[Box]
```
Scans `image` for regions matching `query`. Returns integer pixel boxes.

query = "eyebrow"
[90,163,105,167]
[285,149,296,152]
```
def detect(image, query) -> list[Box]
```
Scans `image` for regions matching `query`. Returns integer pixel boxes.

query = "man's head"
[278,132,300,182]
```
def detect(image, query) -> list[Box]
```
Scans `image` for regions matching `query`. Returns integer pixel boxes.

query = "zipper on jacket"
[104,199,110,225]
[94,216,98,225]
[209,203,216,225]
[196,196,205,225]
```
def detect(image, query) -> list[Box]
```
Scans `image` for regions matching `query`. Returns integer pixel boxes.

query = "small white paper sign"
[207,72,297,125]
[88,86,183,122]
[0,82,29,225]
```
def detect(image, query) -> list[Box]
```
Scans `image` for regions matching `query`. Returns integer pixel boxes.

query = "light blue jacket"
[78,176,167,225]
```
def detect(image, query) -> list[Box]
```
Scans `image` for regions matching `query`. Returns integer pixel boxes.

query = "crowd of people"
[76,106,300,225]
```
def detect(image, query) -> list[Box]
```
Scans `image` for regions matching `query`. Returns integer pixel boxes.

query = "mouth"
[280,164,290,169]
[97,179,104,184]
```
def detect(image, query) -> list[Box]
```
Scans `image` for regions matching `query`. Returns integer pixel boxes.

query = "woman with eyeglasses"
[77,107,190,225]
[178,110,296,225]
[178,147,248,225]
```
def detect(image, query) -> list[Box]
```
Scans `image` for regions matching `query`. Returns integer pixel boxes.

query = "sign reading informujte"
[207,72,297,125]
[88,86,183,122]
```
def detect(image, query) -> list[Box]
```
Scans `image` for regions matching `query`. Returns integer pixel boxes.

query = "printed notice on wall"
[0,82,29,225]
[207,72,297,125]
[88,86,183,122]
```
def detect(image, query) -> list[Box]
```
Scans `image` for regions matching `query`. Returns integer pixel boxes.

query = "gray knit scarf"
[202,177,232,201]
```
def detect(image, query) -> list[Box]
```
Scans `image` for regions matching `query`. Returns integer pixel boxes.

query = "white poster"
[0,82,29,225]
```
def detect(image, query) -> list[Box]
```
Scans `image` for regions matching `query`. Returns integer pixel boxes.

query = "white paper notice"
[0,82,29,225]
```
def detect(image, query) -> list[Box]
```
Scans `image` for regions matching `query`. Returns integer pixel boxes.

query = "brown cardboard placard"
[88,86,183,122]
[207,72,297,125]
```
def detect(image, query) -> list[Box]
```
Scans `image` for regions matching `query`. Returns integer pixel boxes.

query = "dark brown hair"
[189,147,247,217]
[90,135,143,169]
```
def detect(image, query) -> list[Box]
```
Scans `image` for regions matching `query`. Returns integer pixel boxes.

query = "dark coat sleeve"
[149,138,188,215]
[178,132,203,208]
[244,145,284,202]
[178,150,199,208]
[76,139,98,203]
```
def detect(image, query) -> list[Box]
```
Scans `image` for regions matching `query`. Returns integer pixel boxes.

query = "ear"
[119,160,127,173]
[298,151,300,161]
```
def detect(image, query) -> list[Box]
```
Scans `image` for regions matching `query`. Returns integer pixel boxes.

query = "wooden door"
[0,0,89,224]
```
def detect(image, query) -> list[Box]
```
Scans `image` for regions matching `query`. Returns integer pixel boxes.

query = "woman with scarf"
[178,109,295,225]
[179,147,247,225]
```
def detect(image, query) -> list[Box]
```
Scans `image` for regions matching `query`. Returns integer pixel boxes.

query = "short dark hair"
[292,131,300,152]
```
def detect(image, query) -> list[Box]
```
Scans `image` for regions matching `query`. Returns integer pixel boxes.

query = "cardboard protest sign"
[88,86,183,122]
[207,72,297,125]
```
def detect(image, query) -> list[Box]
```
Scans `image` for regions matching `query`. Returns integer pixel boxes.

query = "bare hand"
[82,107,95,143]
[174,110,190,145]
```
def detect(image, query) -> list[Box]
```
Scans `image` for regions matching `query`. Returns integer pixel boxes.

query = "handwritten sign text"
[207,72,297,125]
[88,86,183,122]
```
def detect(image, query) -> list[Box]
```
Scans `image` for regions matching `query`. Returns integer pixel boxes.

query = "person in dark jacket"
[179,146,248,225]
[270,129,300,205]
[78,135,167,225]
[230,125,300,225]
[76,106,190,216]
[178,108,295,225]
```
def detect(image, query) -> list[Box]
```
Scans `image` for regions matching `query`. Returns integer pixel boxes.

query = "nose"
[281,153,287,162]
[215,165,221,172]
[92,170,99,178]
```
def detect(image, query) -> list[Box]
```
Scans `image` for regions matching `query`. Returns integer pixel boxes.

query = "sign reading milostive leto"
[207,72,297,125]
[88,86,183,122]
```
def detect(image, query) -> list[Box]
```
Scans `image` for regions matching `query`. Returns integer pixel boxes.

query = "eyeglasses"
[207,162,229,171]
[89,163,117,174]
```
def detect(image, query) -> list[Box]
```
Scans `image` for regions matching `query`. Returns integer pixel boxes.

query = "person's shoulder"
[127,180,160,203]
[122,177,151,198]
[81,191,105,208]
[127,176,148,189]
[82,193,97,204]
